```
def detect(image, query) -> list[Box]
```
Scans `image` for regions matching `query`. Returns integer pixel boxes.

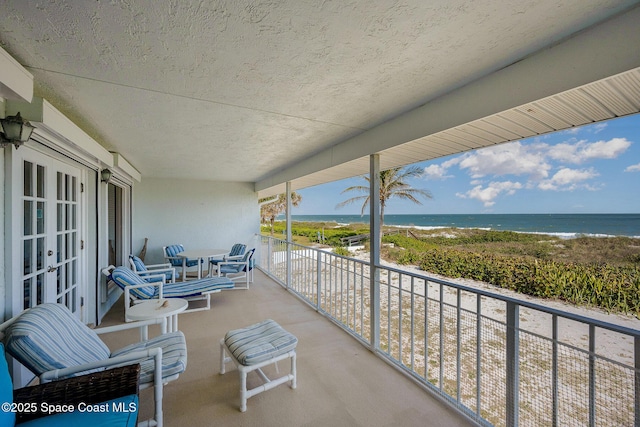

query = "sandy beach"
[347,247,640,358]
[334,247,640,426]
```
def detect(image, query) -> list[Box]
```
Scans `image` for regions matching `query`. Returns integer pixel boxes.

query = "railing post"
[635,335,640,427]
[267,237,272,273]
[476,295,482,417]
[589,325,596,427]
[506,301,519,427]
[316,251,322,312]
[369,154,380,351]
[552,314,559,427]
[285,182,292,290]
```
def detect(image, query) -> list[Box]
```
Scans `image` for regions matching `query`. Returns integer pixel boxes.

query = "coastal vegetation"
[259,192,302,235]
[260,221,640,316]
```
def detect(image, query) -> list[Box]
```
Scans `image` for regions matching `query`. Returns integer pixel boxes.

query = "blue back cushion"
[129,255,147,272]
[110,267,157,299]
[165,245,184,266]
[0,343,16,426]
[229,244,246,257]
[243,248,255,269]
[4,304,110,377]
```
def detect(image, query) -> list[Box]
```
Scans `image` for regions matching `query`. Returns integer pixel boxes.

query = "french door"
[17,149,82,318]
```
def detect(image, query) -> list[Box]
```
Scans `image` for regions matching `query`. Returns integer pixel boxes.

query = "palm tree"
[336,166,431,225]
[260,192,302,235]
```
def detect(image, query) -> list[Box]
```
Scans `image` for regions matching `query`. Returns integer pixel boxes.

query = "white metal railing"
[258,236,640,427]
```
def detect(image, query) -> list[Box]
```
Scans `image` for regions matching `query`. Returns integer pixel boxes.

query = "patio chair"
[129,254,177,283]
[217,248,255,289]
[1,351,140,426]
[103,265,235,320]
[162,244,202,280]
[209,243,246,274]
[0,303,187,427]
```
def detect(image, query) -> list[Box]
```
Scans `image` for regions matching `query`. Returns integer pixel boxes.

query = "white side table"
[127,298,188,338]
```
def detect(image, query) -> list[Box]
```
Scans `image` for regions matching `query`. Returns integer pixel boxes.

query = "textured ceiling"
[0,1,638,191]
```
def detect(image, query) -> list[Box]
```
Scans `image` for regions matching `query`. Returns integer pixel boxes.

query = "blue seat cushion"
[162,276,234,298]
[110,267,156,299]
[218,248,254,275]
[111,267,233,299]
[224,319,297,366]
[19,395,138,427]
[4,304,111,377]
[111,331,187,384]
[0,344,16,426]
[211,244,246,265]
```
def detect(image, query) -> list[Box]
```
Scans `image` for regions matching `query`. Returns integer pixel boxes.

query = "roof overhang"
[256,6,640,198]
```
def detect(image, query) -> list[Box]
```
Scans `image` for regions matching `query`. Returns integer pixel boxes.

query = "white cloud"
[547,137,631,163]
[457,142,550,179]
[423,164,452,180]
[563,122,607,135]
[625,163,640,172]
[457,181,522,207]
[422,157,461,180]
[593,123,608,134]
[538,168,599,191]
[426,132,629,208]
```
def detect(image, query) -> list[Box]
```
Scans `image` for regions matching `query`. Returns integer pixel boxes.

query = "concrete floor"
[99,269,475,427]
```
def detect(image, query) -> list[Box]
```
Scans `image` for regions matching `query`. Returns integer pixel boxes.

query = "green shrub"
[333,247,351,256]
[413,247,640,316]
[262,221,368,246]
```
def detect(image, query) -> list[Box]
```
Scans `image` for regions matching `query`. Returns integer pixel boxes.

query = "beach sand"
[332,247,640,425]
[347,247,640,359]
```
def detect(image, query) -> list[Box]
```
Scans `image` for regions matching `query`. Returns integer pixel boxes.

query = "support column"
[286,182,292,290]
[369,154,380,351]
[506,301,520,427]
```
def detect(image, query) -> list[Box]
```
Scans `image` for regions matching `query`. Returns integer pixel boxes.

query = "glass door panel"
[19,153,81,317]
[55,170,79,313]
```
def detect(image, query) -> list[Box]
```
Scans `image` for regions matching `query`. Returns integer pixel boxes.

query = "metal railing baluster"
[506,302,519,427]
[552,314,558,427]
[476,295,482,419]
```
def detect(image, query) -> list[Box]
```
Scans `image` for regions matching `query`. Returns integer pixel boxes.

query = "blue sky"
[294,113,640,215]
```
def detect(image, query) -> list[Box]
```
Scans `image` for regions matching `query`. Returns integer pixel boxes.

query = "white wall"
[132,178,260,265]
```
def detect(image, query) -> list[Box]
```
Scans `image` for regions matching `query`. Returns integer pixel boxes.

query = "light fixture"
[0,112,35,149]
[100,169,112,183]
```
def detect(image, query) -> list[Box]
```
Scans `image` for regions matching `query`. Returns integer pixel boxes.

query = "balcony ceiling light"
[0,112,35,149]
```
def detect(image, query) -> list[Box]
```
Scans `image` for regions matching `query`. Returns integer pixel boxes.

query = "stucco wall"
[132,178,260,266]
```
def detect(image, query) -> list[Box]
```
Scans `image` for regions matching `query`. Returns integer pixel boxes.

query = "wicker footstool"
[219,319,298,412]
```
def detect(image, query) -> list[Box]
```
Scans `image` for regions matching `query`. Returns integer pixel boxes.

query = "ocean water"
[284,214,640,238]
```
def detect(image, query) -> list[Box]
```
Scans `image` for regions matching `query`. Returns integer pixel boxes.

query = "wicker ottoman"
[219,319,298,412]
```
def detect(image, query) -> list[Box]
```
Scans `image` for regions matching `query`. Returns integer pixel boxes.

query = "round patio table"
[127,298,188,338]
[176,249,228,279]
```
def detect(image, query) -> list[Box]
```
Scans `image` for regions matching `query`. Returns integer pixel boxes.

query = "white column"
[286,182,292,290]
[369,154,380,350]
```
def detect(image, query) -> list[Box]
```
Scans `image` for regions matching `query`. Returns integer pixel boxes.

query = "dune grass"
[261,221,640,315]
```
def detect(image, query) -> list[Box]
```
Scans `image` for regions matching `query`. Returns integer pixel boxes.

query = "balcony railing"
[258,235,640,427]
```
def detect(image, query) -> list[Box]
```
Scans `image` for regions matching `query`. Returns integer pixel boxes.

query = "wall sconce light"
[0,112,35,149]
[101,169,113,183]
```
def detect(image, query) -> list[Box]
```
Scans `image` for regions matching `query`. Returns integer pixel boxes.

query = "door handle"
[47,265,58,273]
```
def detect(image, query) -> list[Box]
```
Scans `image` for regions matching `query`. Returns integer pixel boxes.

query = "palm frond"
[336,165,431,224]
[341,185,369,194]
[336,195,369,209]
